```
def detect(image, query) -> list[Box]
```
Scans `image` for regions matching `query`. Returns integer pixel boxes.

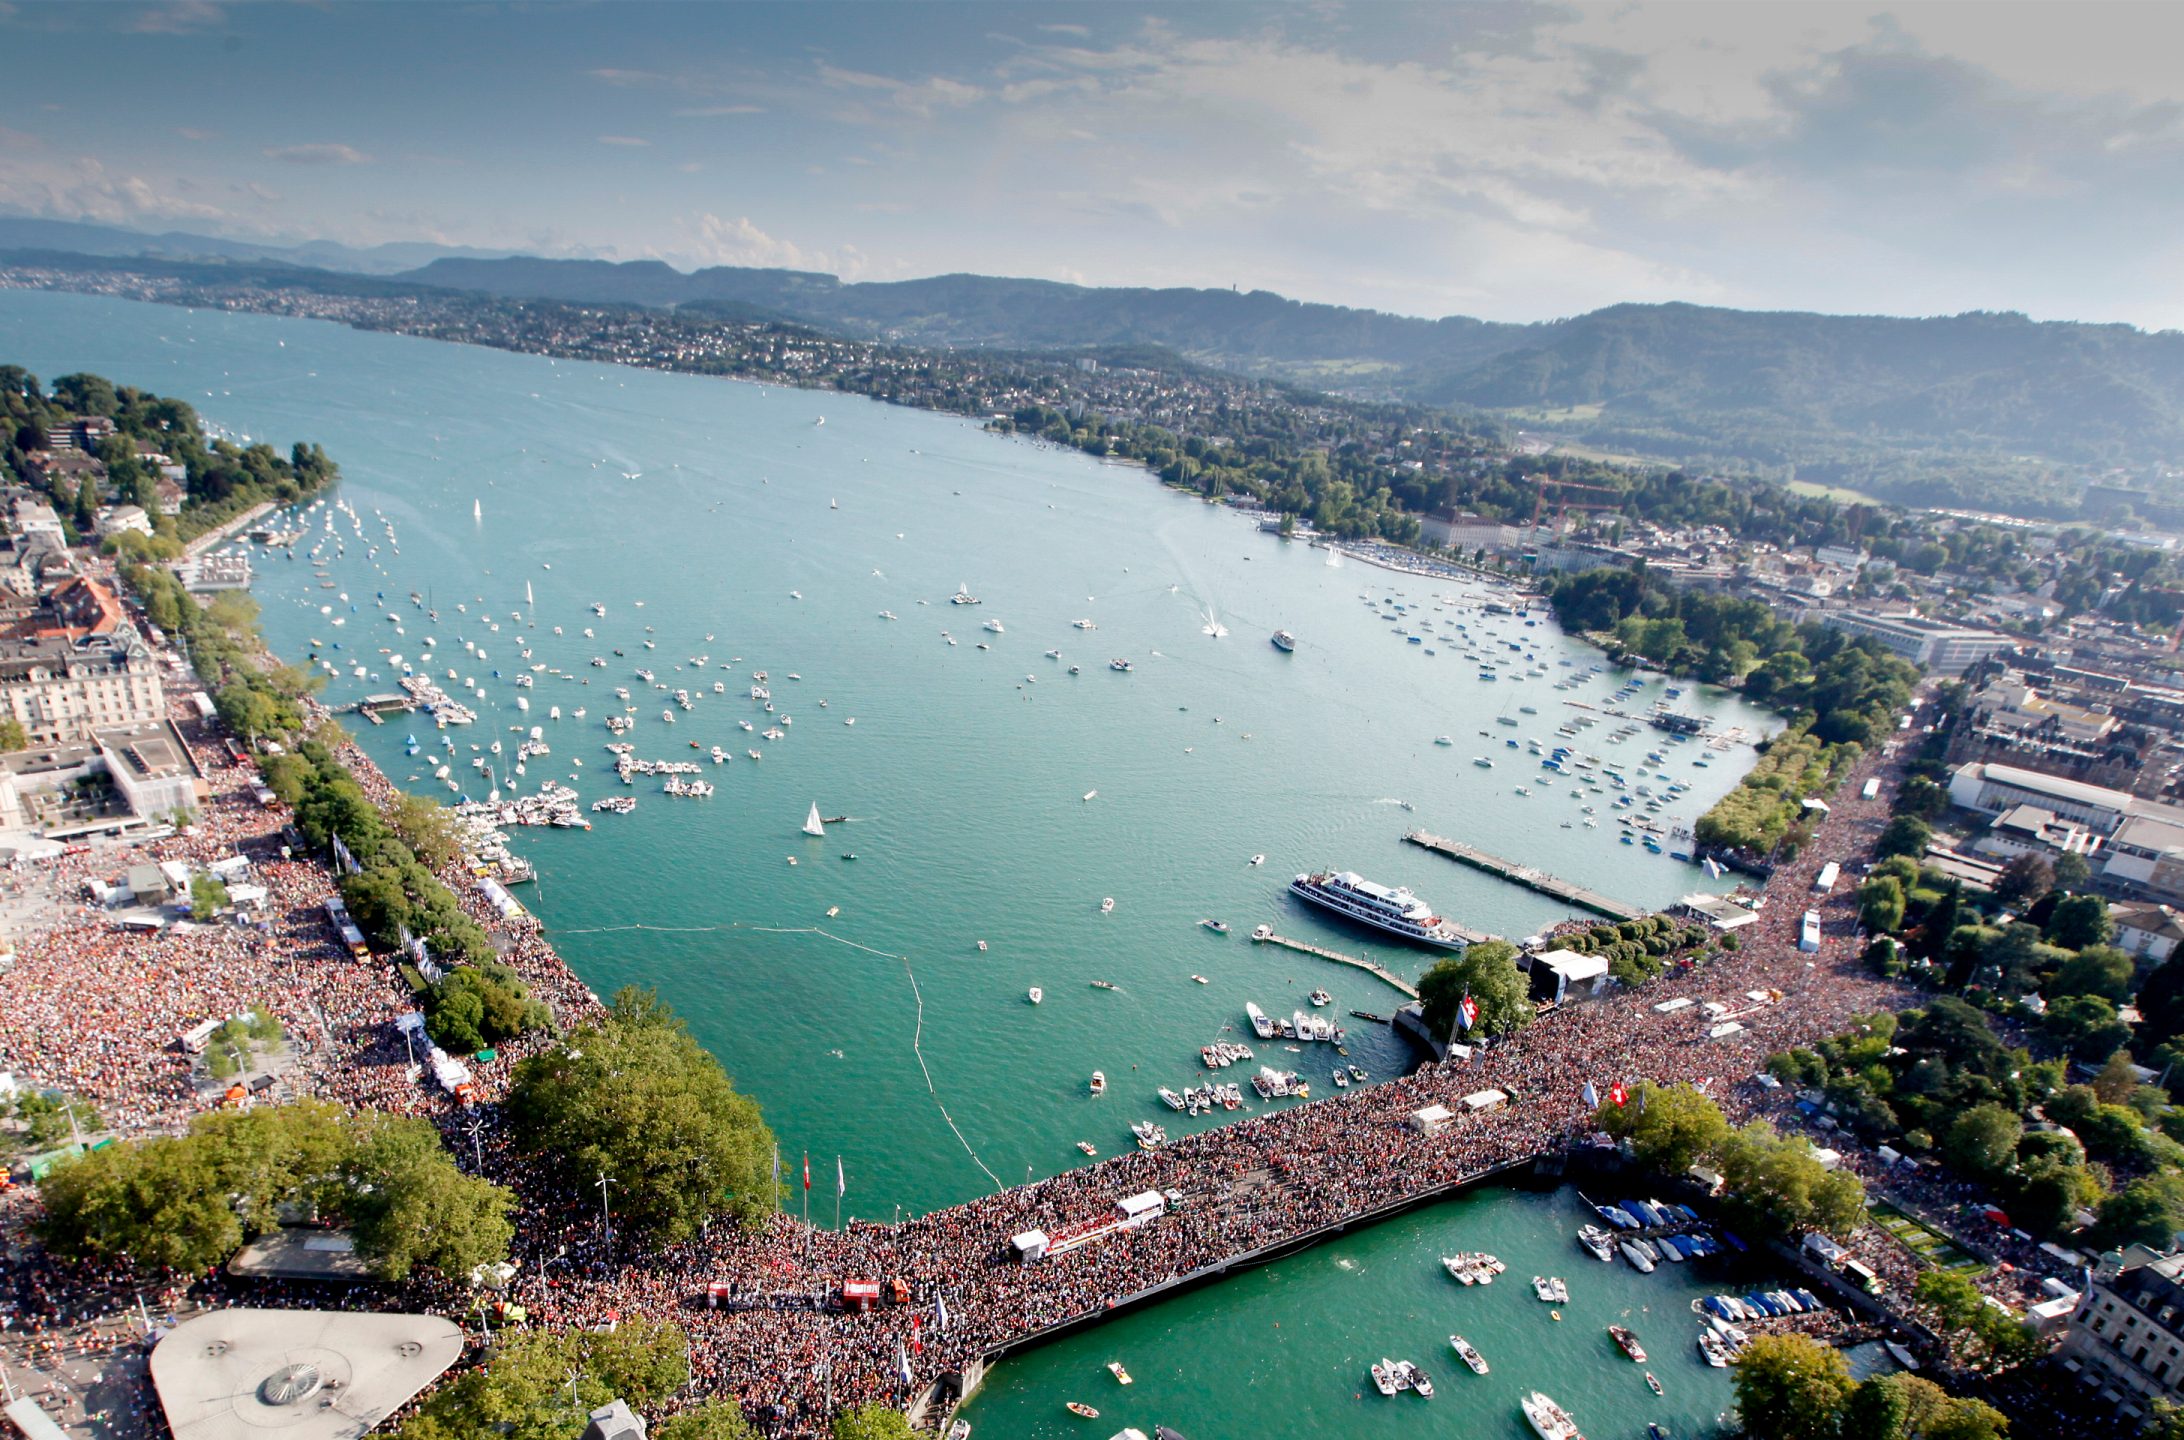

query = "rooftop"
[149,1307,463,1440]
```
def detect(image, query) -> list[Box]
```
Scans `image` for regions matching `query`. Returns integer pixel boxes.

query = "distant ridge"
[10,217,2184,502]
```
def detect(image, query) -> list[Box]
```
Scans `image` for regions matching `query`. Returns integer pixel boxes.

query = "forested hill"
[400,256,2184,487]
[1421,303,2184,477]
[399,256,1529,375]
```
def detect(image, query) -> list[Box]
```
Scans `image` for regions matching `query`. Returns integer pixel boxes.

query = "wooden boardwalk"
[1250,927,1422,1000]
[1403,830,1646,921]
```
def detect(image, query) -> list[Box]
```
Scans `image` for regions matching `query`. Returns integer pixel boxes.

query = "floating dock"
[1250,927,1421,1000]
[1402,831,1646,921]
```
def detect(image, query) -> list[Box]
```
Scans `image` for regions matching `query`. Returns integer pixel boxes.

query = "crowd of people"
[0,617,2083,1439]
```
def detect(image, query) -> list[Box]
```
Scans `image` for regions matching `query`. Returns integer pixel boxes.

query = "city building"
[2112,903,2184,965]
[2058,1245,2184,1421]
[1820,610,2015,676]
[1973,804,2103,864]
[1948,763,2136,833]
[0,625,165,746]
[95,504,152,539]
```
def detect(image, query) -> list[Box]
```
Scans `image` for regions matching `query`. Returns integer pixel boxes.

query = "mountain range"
[7,217,2184,512]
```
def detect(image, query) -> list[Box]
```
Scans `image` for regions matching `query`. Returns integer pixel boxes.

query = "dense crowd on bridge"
[0,645,2050,1437]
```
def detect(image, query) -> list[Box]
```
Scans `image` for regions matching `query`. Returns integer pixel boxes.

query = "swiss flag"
[911,1314,924,1355]
[1609,1082,1628,1108]
[802,1154,811,1192]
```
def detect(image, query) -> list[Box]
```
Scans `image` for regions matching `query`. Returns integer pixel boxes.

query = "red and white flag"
[1609,1082,1628,1108]
[802,1154,811,1192]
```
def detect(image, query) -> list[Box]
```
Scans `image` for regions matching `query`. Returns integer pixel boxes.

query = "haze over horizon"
[3,1,2183,331]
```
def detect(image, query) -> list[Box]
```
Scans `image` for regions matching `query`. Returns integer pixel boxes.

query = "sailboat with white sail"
[802,803,827,837]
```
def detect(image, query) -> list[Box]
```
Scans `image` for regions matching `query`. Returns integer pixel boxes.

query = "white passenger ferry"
[1289,871,1465,949]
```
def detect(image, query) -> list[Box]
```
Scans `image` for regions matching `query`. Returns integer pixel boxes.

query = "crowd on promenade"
[0,638,2090,1439]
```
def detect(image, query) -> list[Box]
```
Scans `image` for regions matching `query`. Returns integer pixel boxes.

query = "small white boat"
[1100,897,1115,913]
[1028,987,1043,1005]
[1450,1335,1488,1375]
[1370,1360,1399,1397]
[1249,853,1265,866]
[1089,1071,1106,1096]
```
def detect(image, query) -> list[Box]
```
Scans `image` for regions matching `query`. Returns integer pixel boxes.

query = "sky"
[2,0,2182,329]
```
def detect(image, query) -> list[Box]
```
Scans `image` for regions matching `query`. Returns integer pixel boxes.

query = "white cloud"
[675,104,764,118]
[262,143,373,166]
[674,213,865,278]
[125,2,222,36]
[597,135,651,147]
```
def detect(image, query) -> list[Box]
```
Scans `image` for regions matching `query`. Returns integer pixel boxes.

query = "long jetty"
[1404,830,1646,921]
[1250,927,1423,999]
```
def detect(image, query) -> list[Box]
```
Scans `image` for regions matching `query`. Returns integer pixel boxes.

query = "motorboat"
[1608,1326,1647,1363]
[1521,1392,1585,1440]
[1089,1071,1106,1096]
[1576,1225,1616,1262]
[1101,897,1115,914]
[1109,658,1132,672]
[1533,1276,1569,1304]
[1450,1335,1488,1374]
[1307,988,1332,1007]
[983,619,1004,634]
[1646,1372,1662,1396]
[1199,919,1229,933]
[1397,1361,1434,1399]
[1028,988,1043,1005]
[1130,1121,1167,1151]
[1271,630,1296,652]
[1288,870,1466,949]
[1370,1360,1399,1397]
[1106,1362,1132,1386]
[1619,1241,1655,1274]
[1158,1088,1186,1111]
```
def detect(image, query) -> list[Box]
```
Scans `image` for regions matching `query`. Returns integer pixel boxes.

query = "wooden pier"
[1403,831,1646,921]
[1250,927,1421,1000]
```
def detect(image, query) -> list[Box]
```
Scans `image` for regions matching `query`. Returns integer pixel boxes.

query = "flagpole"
[801,1153,809,1229]
[835,1155,843,1230]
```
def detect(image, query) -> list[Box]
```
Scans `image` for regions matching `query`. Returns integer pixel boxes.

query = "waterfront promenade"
[0,617,1935,1438]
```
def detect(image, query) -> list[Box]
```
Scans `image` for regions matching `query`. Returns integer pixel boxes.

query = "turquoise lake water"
[0,288,1786,1435]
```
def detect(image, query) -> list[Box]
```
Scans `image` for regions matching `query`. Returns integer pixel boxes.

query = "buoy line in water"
[557,920,1006,1191]
[751,926,1007,1191]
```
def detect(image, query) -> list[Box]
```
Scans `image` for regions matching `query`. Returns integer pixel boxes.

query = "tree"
[1596,1082,1729,1176]
[1941,1104,2022,1181]
[2097,1173,2184,1250]
[1840,1377,1910,1440]
[1876,815,1932,862]
[506,988,777,1244]
[0,717,26,753]
[831,1407,917,1440]
[2050,851,2093,893]
[2045,994,2130,1063]
[1991,855,2053,912]
[389,792,465,872]
[1858,875,1907,935]
[656,1401,761,1440]
[2139,955,2184,1047]
[189,873,230,921]
[2050,946,2135,1004]
[36,1132,242,1272]
[342,1112,513,1281]
[1715,1121,1867,1238]
[1913,1269,1985,1332]
[1416,939,1531,1040]
[2044,894,2111,950]
[1733,1333,1855,1440]
[396,1319,690,1440]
